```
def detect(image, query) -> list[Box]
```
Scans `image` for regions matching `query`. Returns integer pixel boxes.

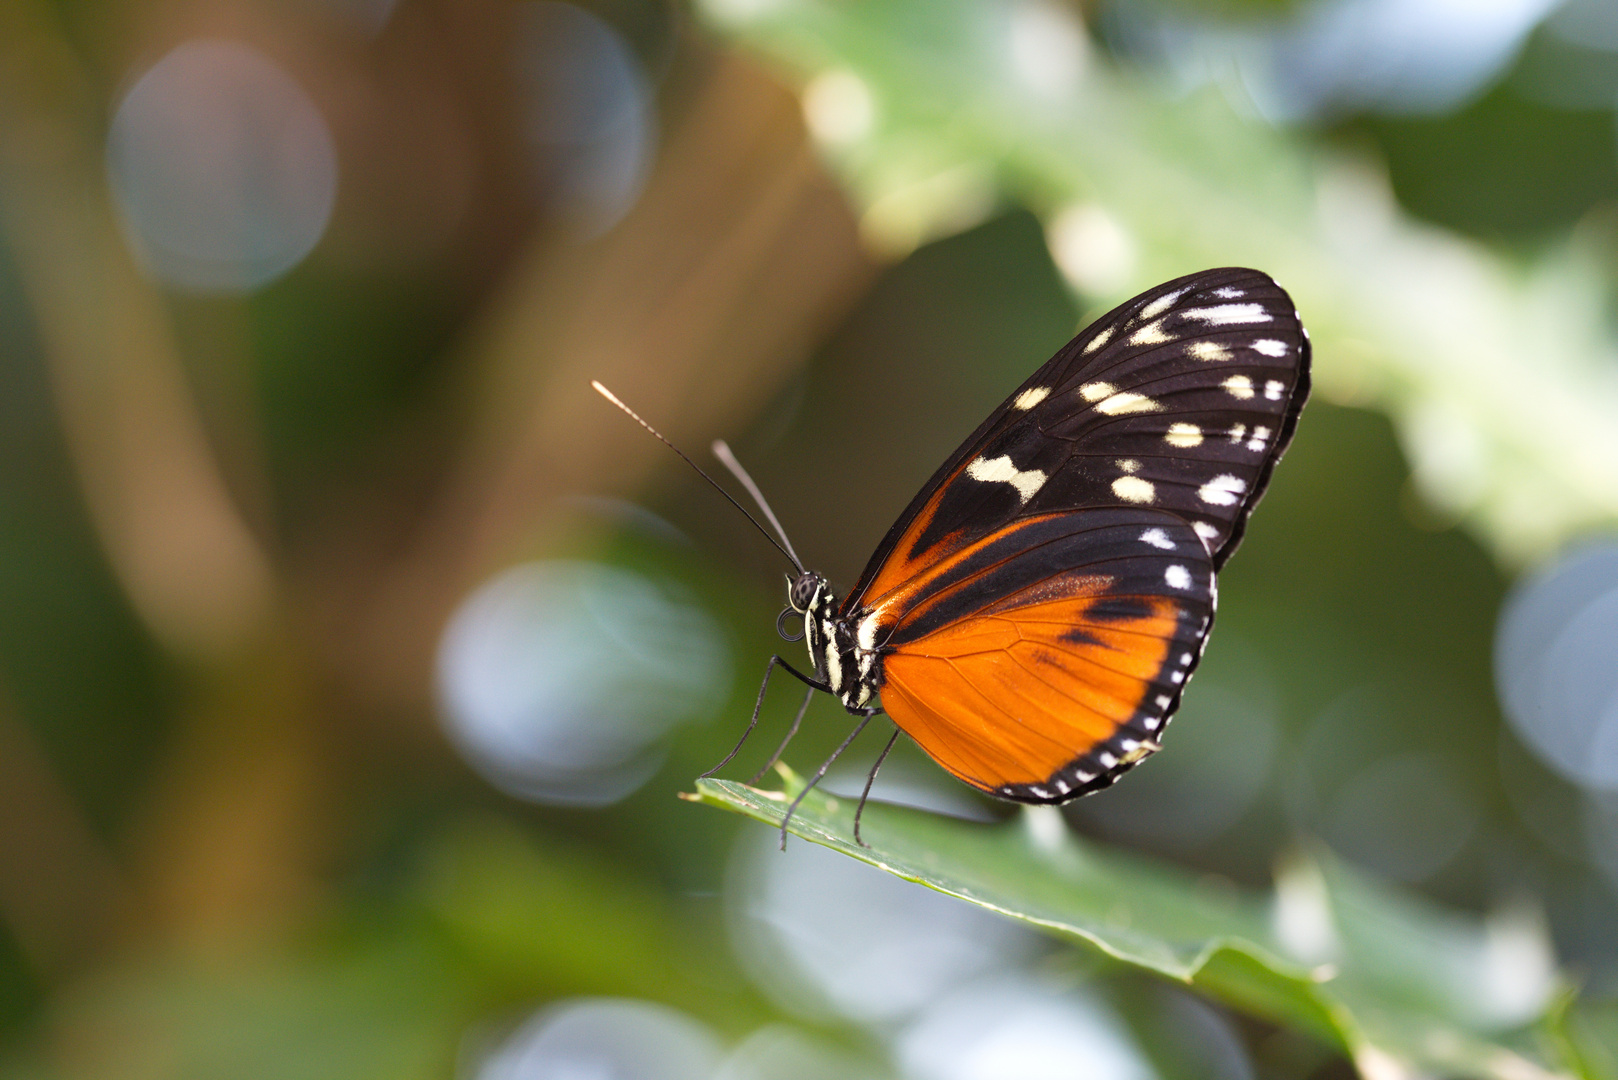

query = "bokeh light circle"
[511,1,656,237]
[1323,750,1477,881]
[1284,684,1482,882]
[894,977,1156,1080]
[438,560,730,807]
[475,998,722,1080]
[727,827,1034,1023]
[107,39,338,293]
[1495,542,1618,791]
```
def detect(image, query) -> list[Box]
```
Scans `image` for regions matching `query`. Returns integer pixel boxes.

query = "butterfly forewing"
[844,268,1308,620]
[1033,269,1309,568]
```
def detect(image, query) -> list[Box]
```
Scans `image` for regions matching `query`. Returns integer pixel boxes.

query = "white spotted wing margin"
[839,267,1310,628]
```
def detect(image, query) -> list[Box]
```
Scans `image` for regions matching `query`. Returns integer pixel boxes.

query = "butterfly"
[596,266,1309,846]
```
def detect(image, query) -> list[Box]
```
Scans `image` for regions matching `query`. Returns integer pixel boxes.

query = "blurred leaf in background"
[1,0,1617,1077]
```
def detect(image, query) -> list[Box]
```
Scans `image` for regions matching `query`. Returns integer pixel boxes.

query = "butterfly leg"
[701,655,829,780]
[779,713,874,850]
[747,684,814,785]
[853,725,901,849]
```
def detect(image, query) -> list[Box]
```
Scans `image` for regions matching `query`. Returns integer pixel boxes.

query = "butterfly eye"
[788,573,819,612]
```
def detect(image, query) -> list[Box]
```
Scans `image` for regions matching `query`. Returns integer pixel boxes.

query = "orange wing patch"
[859,508,1071,637]
[859,459,974,611]
[881,586,1179,793]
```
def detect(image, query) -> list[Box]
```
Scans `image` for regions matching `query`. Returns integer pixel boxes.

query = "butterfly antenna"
[711,439,802,570]
[592,381,805,573]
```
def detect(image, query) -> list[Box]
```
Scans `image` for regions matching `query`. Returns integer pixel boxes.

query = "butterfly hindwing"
[877,509,1216,800]
[844,267,1309,619]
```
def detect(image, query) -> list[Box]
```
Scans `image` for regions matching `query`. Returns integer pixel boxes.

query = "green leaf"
[690,768,1575,1080]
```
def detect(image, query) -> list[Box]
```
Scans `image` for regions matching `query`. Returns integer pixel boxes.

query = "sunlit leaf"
[701,0,1618,564]
[690,768,1576,1080]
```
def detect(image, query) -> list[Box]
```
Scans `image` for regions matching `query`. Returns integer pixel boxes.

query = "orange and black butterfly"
[596,266,1309,844]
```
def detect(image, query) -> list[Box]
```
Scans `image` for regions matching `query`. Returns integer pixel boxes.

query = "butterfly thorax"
[788,571,881,712]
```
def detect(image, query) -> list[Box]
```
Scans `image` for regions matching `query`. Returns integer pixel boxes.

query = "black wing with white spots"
[841,267,1310,617]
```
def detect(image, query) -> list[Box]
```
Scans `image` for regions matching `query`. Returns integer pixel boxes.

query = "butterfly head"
[787,570,825,615]
[785,570,853,694]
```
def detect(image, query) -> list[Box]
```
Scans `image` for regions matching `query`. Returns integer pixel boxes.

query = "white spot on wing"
[1265,379,1286,400]
[1139,288,1186,319]
[1097,751,1117,767]
[1180,303,1272,325]
[1155,695,1171,708]
[1188,341,1232,362]
[1192,520,1219,544]
[967,455,1048,504]
[1079,381,1115,401]
[1095,391,1162,415]
[1116,458,1140,473]
[1223,375,1255,399]
[1252,339,1288,357]
[1198,474,1247,506]
[1129,322,1173,346]
[1164,564,1192,589]
[1013,386,1051,410]
[1139,528,1174,550]
[1228,423,1247,443]
[1213,286,1245,298]
[1247,425,1271,452]
[1083,324,1114,354]
[1165,422,1202,447]
[1112,476,1155,503]
[1170,670,1185,683]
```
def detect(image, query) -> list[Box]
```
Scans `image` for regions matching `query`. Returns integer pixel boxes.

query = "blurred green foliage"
[1345,83,1618,244]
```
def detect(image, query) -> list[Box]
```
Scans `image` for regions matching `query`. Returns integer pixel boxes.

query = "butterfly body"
[782,267,1309,805]
[790,572,883,713]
